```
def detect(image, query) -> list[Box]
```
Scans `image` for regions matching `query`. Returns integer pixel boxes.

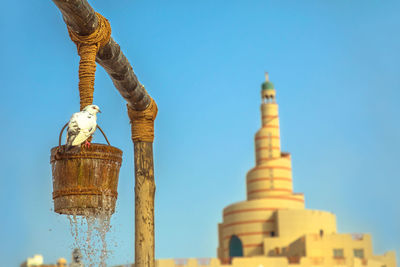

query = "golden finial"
[265,72,269,82]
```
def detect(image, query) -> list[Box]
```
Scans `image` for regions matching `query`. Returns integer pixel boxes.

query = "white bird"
[65,104,101,151]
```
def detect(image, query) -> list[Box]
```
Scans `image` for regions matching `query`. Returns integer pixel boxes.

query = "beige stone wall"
[304,233,372,265]
[151,255,395,267]
[276,209,337,238]
[371,251,397,267]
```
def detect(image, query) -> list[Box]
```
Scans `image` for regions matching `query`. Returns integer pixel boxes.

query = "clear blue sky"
[0,0,399,266]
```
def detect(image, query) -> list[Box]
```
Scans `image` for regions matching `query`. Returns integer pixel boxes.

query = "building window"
[333,249,344,258]
[270,231,275,237]
[353,249,364,259]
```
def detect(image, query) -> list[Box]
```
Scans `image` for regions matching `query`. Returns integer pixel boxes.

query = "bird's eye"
[92,106,96,109]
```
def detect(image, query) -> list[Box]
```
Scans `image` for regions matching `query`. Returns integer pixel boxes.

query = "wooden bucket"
[50,124,123,216]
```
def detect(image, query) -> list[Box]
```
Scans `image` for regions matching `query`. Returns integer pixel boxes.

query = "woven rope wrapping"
[67,12,111,111]
[127,97,158,142]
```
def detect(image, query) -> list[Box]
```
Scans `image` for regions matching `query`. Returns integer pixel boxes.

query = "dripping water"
[67,194,114,267]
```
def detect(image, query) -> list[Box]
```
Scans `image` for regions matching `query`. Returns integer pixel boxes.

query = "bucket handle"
[58,122,111,150]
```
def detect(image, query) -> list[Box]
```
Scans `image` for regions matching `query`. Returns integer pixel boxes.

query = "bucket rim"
[50,143,123,163]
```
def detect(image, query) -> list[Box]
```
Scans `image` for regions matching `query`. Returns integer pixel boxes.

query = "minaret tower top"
[261,72,276,102]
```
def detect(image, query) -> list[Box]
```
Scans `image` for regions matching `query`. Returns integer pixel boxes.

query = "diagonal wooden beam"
[52,0,151,111]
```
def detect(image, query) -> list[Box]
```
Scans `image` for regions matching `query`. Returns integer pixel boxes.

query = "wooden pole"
[51,1,157,266]
[134,142,155,267]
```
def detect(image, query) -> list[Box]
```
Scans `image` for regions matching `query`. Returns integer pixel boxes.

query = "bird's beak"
[98,109,102,113]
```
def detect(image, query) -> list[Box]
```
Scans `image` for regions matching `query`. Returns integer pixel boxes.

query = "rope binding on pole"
[127,96,158,143]
[67,12,111,111]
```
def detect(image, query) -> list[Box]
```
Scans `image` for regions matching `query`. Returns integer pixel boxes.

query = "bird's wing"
[66,112,97,146]
[66,113,81,146]
[70,129,92,146]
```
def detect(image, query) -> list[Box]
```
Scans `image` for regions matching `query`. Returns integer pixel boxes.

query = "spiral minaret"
[217,74,304,259]
[247,72,294,200]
